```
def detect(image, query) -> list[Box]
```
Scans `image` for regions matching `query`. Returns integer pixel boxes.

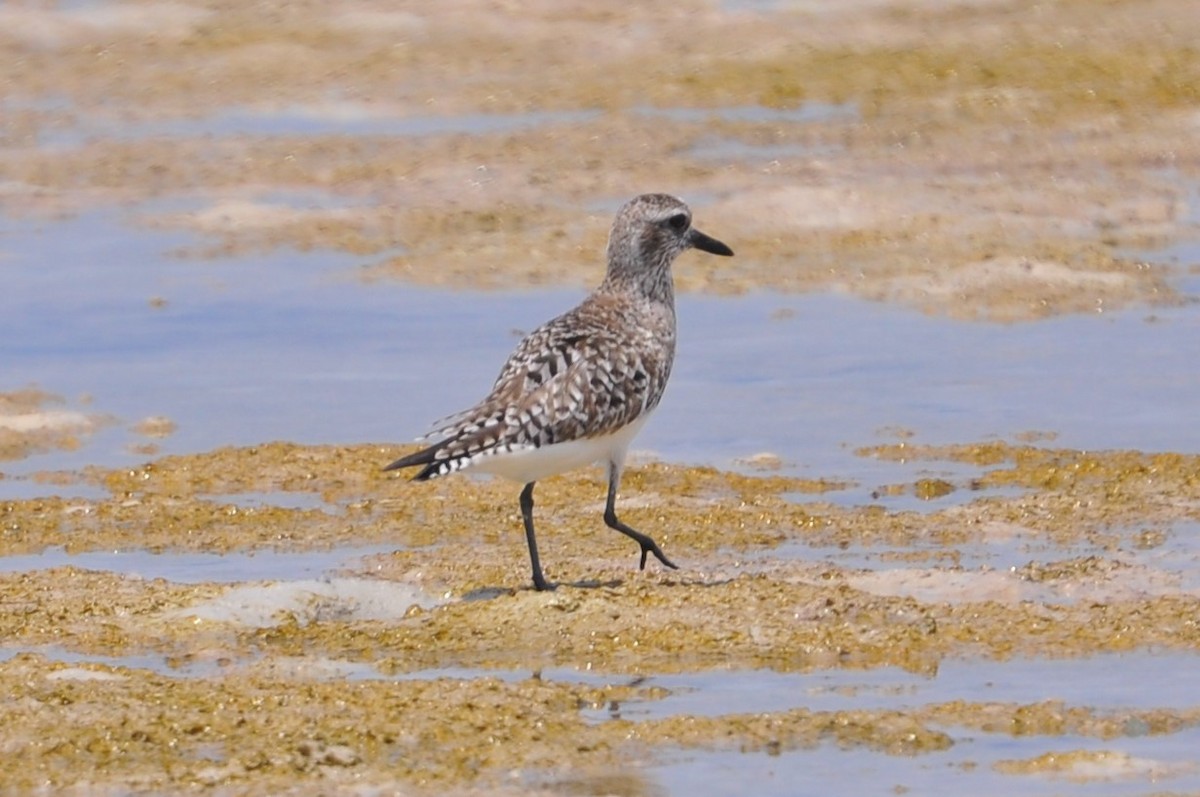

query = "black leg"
[520,482,552,591]
[603,468,678,571]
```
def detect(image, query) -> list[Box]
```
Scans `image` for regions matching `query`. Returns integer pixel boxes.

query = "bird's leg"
[520,482,552,591]
[603,464,678,571]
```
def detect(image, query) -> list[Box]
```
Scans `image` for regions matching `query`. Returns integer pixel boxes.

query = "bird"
[384,193,733,591]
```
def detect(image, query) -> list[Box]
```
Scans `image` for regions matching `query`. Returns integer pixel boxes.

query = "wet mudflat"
[3,440,1200,795]
[3,0,1200,795]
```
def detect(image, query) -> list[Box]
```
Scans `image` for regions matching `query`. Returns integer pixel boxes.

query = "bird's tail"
[382,442,449,482]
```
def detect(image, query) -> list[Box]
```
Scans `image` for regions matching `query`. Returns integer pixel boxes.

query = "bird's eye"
[667,213,689,231]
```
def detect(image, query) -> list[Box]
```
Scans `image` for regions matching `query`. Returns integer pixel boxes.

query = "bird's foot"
[638,539,679,571]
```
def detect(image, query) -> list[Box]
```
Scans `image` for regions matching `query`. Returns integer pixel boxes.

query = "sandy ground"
[3,0,1200,793]
[4,422,1200,792]
[2,0,1198,318]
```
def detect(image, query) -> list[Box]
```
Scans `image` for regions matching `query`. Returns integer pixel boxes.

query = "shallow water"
[635,653,1200,796]
[784,514,1200,574]
[3,209,1198,500]
[617,651,1200,717]
[33,106,605,147]
[0,541,397,583]
[634,102,857,125]
[648,729,1200,797]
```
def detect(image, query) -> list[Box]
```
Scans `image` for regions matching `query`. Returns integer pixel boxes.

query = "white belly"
[470,414,650,484]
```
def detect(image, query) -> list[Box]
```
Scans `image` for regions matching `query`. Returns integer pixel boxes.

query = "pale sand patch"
[46,667,128,683]
[132,416,177,439]
[846,568,1031,604]
[328,10,427,35]
[0,410,94,434]
[886,257,1132,297]
[0,388,114,461]
[710,184,889,231]
[854,256,1155,321]
[170,199,360,235]
[845,560,1196,605]
[0,3,210,48]
[173,577,441,628]
[997,749,1197,782]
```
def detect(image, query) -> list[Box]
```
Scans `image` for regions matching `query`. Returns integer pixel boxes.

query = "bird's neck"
[598,268,675,309]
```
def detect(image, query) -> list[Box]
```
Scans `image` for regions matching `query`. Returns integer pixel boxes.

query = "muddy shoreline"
[4,439,1200,792]
[3,0,1200,792]
[3,0,1199,318]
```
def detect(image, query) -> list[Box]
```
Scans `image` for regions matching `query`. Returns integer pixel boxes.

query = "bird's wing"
[405,299,670,476]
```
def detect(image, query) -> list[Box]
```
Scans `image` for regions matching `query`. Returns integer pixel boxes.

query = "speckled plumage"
[385,193,733,590]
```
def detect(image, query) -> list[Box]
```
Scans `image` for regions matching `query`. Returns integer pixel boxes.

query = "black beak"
[689,227,734,257]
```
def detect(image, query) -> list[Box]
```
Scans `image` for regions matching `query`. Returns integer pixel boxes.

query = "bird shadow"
[559,577,626,590]
[459,574,732,602]
[461,578,625,601]
[460,586,516,602]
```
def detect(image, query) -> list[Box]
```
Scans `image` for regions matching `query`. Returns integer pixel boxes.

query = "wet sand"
[4,435,1200,792]
[3,0,1200,793]
[3,0,1198,317]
